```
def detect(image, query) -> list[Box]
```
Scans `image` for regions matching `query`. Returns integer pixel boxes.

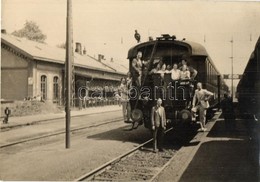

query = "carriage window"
[53,76,59,103]
[41,75,47,100]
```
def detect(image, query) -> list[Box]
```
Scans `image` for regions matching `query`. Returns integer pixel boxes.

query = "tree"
[12,20,47,43]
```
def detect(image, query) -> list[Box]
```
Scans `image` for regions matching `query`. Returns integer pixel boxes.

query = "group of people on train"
[131,51,198,87]
[149,59,197,80]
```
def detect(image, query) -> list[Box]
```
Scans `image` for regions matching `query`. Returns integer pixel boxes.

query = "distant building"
[1,32,128,104]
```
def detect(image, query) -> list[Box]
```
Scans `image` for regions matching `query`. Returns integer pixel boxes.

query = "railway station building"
[1,32,127,105]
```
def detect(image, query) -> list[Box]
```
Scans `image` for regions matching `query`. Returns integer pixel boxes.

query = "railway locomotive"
[127,34,228,129]
[236,36,260,119]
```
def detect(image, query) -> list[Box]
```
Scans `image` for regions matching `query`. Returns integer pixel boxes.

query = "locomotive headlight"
[131,109,143,122]
[179,109,191,121]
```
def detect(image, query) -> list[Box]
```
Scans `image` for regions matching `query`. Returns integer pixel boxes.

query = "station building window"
[53,76,59,103]
[41,75,47,100]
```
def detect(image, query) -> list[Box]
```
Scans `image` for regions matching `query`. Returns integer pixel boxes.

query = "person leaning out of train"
[151,98,166,153]
[149,63,161,75]
[179,59,198,80]
[126,71,132,89]
[165,65,172,73]
[180,65,190,80]
[142,59,151,77]
[119,77,132,123]
[132,51,143,87]
[171,63,181,80]
[157,63,167,79]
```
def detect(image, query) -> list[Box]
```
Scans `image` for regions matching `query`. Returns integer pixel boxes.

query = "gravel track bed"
[92,146,178,181]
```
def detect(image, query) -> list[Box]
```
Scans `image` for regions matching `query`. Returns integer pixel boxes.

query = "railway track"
[1,109,121,131]
[75,127,186,181]
[0,117,122,148]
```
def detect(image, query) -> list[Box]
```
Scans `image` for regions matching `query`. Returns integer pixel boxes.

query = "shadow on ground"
[179,140,259,182]
[86,125,152,143]
[180,118,259,182]
[207,118,256,139]
[87,122,200,148]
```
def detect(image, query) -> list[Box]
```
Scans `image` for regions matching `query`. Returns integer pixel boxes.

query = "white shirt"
[192,89,214,108]
[171,69,180,80]
[180,70,190,80]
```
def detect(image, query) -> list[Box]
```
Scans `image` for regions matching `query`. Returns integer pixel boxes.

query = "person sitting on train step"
[171,63,181,80]
[180,65,190,80]
[192,82,213,132]
[132,51,143,87]
[179,59,198,80]
[151,98,166,153]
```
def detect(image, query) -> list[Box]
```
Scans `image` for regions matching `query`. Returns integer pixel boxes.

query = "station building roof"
[1,33,128,75]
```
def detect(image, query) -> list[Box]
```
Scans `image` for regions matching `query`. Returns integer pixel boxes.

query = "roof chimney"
[110,57,114,62]
[75,42,82,55]
[97,54,105,62]
[1,29,6,34]
[83,47,86,55]
[98,54,102,62]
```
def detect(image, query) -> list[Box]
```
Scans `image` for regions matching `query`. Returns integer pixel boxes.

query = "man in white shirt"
[192,82,213,131]
[171,63,180,80]
[180,65,190,80]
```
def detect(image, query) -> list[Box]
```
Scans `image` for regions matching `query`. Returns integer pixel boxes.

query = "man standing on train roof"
[134,30,141,43]
[132,51,143,87]
[151,98,166,153]
[179,59,198,80]
[192,82,214,132]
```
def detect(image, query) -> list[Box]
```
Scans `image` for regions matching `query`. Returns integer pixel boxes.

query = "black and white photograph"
[1,0,260,181]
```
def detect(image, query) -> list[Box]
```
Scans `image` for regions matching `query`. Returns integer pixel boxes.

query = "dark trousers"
[3,115,9,124]
[153,127,164,150]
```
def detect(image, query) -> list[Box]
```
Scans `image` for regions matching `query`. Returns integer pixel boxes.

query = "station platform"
[156,113,260,182]
[0,105,121,130]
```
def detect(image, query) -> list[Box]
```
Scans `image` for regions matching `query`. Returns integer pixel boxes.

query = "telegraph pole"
[230,36,234,101]
[65,0,73,149]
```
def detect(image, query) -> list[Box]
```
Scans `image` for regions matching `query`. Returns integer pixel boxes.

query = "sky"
[1,0,260,88]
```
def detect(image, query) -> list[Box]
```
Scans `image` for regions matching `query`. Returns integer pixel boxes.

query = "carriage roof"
[127,38,208,59]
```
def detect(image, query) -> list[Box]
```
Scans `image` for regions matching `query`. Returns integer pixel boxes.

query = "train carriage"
[237,36,260,119]
[127,34,228,129]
